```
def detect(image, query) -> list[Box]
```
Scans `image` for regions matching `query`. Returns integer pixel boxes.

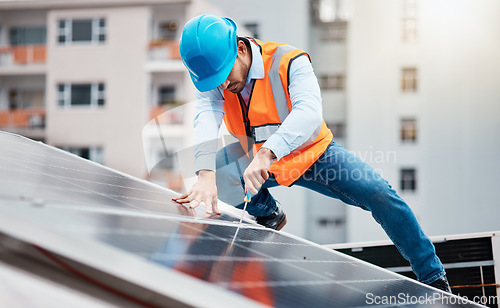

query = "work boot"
[428,275,452,293]
[255,204,287,230]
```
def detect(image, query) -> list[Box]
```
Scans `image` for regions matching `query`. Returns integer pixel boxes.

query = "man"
[173,14,451,292]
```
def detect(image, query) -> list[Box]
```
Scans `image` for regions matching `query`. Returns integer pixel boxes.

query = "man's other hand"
[243,147,275,195]
[172,170,221,214]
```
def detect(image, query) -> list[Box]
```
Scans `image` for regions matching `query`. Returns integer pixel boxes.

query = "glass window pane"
[58,35,66,43]
[98,83,105,91]
[57,84,65,92]
[58,20,66,29]
[159,86,176,105]
[99,18,106,27]
[79,148,90,159]
[98,34,106,42]
[24,27,46,45]
[9,28,20,46]
[10,27,46,45]
[72,20,92,42]
[97,99,105,106]
[71,84,91,106]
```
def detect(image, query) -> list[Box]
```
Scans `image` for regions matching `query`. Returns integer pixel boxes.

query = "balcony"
[148,40,180,61]
[145,40,184,72]
[0,45,47,75]
[150,104,184,125]
[0,108,46,139]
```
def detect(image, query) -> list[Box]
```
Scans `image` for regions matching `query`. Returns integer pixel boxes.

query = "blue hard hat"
[179,14,238,92]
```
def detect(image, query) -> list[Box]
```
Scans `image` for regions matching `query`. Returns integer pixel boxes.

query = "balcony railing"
[148,40,181,61]
[0,45,47,66]
[0,108,46,129]
[150,104,185,125]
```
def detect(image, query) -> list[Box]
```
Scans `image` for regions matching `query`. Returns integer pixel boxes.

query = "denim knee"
[215,143,249,206]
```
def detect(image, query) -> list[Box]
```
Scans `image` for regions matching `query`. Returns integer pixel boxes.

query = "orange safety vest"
[223,38,333,187]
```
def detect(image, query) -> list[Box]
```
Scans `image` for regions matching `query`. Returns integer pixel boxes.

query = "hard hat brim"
[190,53,236,92]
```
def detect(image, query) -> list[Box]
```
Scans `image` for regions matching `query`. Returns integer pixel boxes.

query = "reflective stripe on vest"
[269,44,295,123]
[252,123,280,143]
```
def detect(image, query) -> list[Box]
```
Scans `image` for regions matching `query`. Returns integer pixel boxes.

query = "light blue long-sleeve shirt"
[193,38,323,173]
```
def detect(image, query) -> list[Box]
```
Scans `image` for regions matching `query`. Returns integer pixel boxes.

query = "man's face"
[220,41,250,93]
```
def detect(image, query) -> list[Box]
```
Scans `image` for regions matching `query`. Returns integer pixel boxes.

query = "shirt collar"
[245,38,265,84]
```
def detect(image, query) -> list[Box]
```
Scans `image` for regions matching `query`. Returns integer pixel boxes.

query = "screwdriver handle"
[244,190,251,203]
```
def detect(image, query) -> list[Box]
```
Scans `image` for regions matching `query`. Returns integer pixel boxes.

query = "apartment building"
[0,0,206,186]
[346,0,500,241]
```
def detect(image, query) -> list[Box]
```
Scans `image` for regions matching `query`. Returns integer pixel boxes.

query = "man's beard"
[229,63,249,93]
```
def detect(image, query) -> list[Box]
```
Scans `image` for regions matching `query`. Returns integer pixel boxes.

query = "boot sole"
[275,215,287,231]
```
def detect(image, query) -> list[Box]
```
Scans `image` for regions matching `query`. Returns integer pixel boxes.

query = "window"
[9,26,46,45]
[400,168,417,192]
[321,21,347,41]
[403,0,417,17]
[158,86,176,105]
[61,146,104,164]
[402,18,417,43]
[326,122,346,138]
[317,217,345,227]
[57,83,105,107]
[57,18,106,44]
[244,23,260,39]
[401,68,417,92]
[400,118,417,142]
[7,88,44,110]
[402,0,417,43]
[319,74,345,90]
[318,0,337,22]
[159,21,178,40]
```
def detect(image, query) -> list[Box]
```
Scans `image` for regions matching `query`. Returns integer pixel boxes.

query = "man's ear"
[237,40,247,55]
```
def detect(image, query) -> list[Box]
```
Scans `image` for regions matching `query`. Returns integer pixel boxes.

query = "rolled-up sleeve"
[193,88,225,173]
[262,55,323,160]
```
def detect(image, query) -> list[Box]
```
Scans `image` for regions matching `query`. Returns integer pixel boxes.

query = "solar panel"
[0,132,485,307]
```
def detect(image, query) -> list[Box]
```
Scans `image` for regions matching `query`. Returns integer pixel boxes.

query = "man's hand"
[172,170,221,214]
[243,147,276,195]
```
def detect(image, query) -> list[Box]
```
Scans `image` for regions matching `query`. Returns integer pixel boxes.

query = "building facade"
[346,0,500,241]
[0,0,196,183]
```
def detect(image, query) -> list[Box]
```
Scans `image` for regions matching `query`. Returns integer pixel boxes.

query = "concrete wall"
[46,6,150,178]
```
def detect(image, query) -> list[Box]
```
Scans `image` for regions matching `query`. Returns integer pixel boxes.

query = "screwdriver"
[228,190,252,253]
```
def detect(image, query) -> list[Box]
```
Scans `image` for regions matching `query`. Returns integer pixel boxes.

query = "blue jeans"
[215,141,446,284]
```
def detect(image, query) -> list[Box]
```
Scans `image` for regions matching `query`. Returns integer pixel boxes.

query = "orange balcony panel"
[11,45,46,64]
[150,105,167,120]
[0,111,9,127]
[12,110,30,127]
[33,45,46,63]
[0,109,46,128]
[168,41,181,60]
[150,105,184,125]
[13,47,28,64]
[148,40,181,60]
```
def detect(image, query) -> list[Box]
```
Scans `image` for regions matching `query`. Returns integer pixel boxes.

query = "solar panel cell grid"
[0,132,485,307]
